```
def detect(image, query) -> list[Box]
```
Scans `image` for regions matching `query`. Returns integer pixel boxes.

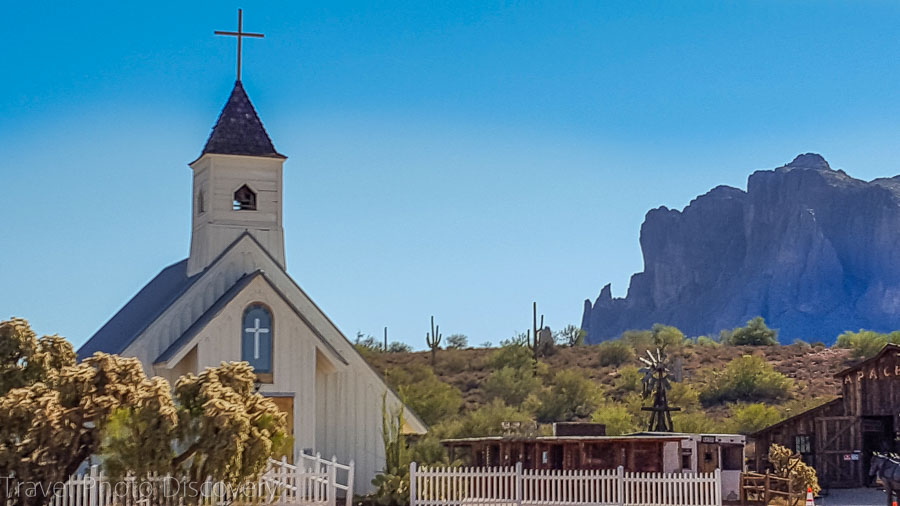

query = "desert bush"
[651,324,685,351]
[354,332,383,358]
[728,403,782,434]
[487,343,534,370]
[449,399,534,438]
[835,330,888,359]
[622,330,653,350]
[535,369,603,422]
[596,340,635,367]
[699,355,793,406]
[769,443,820,496]
[408,433,451,466]
[555,325,586,347]
[672,412,721,433]
[442,350,469,374]
[696,336,720,347]
[614,365,643,394]
[591,402,639,436]
[386,367,463,426]
[484,366,542,406]
[386,341,413,353]
[446,334,469,350]
[667,382,701,412]
[725,317,778,346]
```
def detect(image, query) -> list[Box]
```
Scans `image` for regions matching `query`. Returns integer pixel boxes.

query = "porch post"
[409,462,417,506]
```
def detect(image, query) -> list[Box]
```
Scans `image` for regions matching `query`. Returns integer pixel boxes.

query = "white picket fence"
[409,463,721,506]
[6,454,353,506]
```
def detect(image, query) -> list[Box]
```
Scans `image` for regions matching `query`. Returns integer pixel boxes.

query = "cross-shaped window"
[242,304,273,379]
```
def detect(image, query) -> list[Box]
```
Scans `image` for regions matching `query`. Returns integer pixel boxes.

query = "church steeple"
[186,82,287,277]
[201,81,285,159]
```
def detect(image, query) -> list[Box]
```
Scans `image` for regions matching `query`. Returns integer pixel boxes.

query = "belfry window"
[242,304,273,381]
[233,185,257,211]
[197,190,206,214]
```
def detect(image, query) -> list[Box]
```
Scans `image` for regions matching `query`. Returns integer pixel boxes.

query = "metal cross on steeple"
[215,9,264,82]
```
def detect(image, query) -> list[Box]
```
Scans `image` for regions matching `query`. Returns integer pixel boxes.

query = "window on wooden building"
[233,185,257,210]
[795,435,811,454]
[722,445,743,471]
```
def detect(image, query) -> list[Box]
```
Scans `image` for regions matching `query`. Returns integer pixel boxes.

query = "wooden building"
[442,434,684,473]
[752,344,900,488]
[442,430,747,501]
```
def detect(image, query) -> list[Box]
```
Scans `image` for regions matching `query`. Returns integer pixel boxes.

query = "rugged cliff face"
[582,154,900,344]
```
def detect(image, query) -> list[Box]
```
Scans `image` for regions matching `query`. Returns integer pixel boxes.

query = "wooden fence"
[5,455,353,506]
[409,463,722,506]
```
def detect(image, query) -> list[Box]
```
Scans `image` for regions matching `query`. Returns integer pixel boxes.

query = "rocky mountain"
[582,154,900,344]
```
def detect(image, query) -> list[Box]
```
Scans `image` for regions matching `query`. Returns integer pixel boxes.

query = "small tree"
[425,316,442,366]
[535,369,603,422]
[729,403,783,434]
[484,366,542,406]
[699,355,793,406]
[446,334,469,349]
[728,317,778,346]
[555,325,586,347]
[386,366,463,426]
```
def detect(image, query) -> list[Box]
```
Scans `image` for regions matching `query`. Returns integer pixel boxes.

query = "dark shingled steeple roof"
[200,81,286,159]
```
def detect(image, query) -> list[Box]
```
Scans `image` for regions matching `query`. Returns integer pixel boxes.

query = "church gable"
[154,269,347,375]
[154,273,346,383]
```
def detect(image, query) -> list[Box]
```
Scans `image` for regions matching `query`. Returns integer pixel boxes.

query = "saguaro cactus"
[426,316,442,366]
[529,302,545,373]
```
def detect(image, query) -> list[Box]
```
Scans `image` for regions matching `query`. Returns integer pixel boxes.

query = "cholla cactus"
[768,443,821,497]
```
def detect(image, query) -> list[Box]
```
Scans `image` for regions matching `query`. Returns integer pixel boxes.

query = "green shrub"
[442,350,469,374]
[835,330,888,359]
[651,324,685,351]
[728,403,783,434]
[699,355,793,406]
[386,367,463,426]
[387,341,413,353]
[596,340,635,367]
[449,399,533,438]
[672,411,721,433]
[726,317,778,346]
[446,334,469,350]
[667,382,701,412]
[484,366,542,406]
[614,366,643,394]
[591,402,639,436]
[535,369,603,422]
[696,336,720,347]
[622,330,653,350]
[487,344,534,370]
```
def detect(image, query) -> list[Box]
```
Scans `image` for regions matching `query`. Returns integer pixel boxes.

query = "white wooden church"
[77,76,426,493]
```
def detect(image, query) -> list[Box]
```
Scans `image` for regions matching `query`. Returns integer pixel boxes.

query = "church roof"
[200,81,286,160]
[77,259,200,360]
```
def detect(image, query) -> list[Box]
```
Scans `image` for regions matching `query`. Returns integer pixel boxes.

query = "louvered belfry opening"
[233,184,257,210]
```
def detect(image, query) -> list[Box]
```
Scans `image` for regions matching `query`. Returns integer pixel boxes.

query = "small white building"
[77,79,427,494]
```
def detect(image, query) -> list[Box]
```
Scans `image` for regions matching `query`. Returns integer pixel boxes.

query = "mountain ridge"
[582,153,900,344]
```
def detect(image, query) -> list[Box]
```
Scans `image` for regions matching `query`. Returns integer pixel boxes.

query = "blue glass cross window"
[242,304,273,374]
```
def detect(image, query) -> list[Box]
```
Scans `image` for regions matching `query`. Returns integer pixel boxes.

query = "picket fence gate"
[8,454,353,506]
[409,462,722,506]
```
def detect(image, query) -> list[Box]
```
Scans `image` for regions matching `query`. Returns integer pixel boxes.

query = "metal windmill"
[639,348,681,432]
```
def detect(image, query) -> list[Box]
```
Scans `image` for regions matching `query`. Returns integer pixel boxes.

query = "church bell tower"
[187,80,287,276]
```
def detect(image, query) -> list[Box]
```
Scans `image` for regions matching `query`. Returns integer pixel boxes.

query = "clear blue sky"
[5,1,900,350]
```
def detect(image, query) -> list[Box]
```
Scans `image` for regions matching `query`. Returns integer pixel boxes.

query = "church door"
[267,395,294,462]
